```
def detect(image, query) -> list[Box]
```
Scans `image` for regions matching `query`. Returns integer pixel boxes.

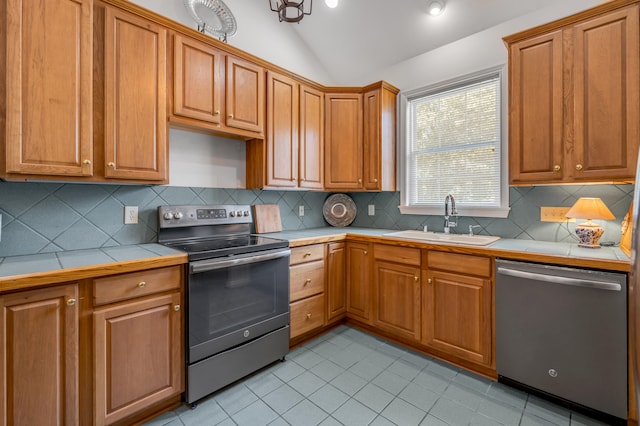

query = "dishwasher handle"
[497,266,622,292]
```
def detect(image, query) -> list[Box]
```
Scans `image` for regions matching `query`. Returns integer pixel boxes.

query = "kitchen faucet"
[444,194,457,234]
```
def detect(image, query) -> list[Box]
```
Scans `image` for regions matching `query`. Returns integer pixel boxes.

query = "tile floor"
[144,326,612,426]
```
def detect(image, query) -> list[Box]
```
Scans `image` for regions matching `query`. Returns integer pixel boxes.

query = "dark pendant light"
[269,0,312,23]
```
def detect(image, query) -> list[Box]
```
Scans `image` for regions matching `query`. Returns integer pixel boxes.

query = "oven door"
[187,248,290,363]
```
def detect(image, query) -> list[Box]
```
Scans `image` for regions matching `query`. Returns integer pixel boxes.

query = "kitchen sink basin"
[383,230,500,246]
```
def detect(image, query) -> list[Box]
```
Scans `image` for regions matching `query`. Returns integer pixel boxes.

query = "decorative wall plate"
[184,0,237,40]
[323,194,357,227]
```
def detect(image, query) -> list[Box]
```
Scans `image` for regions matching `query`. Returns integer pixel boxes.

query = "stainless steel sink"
[383,230,500,246]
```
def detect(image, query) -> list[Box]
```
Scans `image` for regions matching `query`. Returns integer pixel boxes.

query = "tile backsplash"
[0,182,633,257]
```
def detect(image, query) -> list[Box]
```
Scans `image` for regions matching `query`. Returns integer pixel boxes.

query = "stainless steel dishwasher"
[496,259,627,421]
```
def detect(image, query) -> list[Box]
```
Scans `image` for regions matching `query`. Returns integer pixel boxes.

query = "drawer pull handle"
[306,313,312,319]
[303,252,311,257]
[305,279,312,285]
[174,305,181,312]
[138,281,146,288]
[66,298,76,306]
[575,164,583,171]
[553,165,560,172]
[228,114,234,119]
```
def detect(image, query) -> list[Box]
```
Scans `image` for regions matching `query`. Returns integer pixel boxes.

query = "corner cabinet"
[93,266,183,426]
[324,82,398,191]
[2,0,94,177]
[0,284,79,426]
[422,251,493,368]
[346,242,372,324]
[326,242,347,321]
[506,2,640,184]
[102,6,168,182]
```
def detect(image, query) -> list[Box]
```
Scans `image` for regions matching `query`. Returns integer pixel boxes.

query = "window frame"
[398,65,510,218]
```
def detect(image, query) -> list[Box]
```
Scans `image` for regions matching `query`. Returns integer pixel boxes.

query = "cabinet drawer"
[93,266,182,306]
[374,244,420,266]
[427,251,491,277]
[290,294,325,339]
[290,260,325,302]
[290,244,325,265]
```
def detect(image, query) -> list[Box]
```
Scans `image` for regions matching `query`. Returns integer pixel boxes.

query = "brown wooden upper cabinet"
[246,72,324,190]
[505,1,640,185]
[2,0,94,178]
[103,6,168,182]
[170,34,264,140]
[325,83,398,191]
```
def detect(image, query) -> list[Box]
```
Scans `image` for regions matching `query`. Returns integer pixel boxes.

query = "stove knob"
[163,212,173,220]
[236,210,243,217]
[173,212,184,220]
[243,211,250,217]
[229,211,236,217]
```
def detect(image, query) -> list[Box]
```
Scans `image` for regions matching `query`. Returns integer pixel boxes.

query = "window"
[399,66,509,218]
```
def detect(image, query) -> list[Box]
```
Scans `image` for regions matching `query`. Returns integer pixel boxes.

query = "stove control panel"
[158,205,252,228]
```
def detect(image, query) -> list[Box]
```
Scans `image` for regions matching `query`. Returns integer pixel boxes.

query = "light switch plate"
[124,206,139,224]
[298,205,305,217]
[368,205,375,216]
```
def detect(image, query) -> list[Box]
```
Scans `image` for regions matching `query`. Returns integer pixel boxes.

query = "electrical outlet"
[124,206,139,224]
[298,205,305,217]
[0,214,2,242]
[368,204,375,216]
[540,206,575,223]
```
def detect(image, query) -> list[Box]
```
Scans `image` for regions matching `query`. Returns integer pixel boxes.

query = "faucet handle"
[468,225,481,236]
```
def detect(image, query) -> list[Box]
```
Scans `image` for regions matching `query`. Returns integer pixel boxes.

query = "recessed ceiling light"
[427,0,445,16]
[325,0,338,8]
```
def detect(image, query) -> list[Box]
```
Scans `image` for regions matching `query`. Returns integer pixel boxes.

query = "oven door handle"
[190,249,291,274]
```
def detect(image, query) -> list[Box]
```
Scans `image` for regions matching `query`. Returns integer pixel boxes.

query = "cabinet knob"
[83,159,92,166]
[306,313,312,319]
[174,305,181,312]
[374,178,378,183]
[575,164,583,171]
[107,162,115,169]
[300,178,305,182]
[427,278,432,284]
[364,251,368,255]
[67,298,76,306]
[414,276,419,282]
[215,110,220,115]
[358,178,362,184]
[305,278,312,285]
[228,114,234,119]
[553,165,560,172]
[138,281,146,288]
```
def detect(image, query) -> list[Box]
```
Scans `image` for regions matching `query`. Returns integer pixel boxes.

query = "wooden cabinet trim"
[290,294,325,339]
[93,265,182,306]
[290,244,325,265]
[374,244,421,266]
[290,260,325,302]
[426,251,491,278]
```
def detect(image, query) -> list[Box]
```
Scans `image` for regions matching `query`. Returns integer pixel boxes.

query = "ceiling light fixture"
[269,0,312,23]
[325,0,338,8]
[427,0,446,16]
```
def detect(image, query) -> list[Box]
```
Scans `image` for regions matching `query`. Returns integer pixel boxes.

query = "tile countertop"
[0,244,187,291]
[262,227,631,272]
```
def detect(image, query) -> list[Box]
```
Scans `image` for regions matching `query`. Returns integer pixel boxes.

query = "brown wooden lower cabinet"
[94,292,182,426]
[326,242,346,321]
[346,242,372,324]
[290,294,325,339]
[422,251,493,367]
[0,283,79,426]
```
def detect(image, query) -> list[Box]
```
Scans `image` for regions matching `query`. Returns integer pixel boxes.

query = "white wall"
[363,0,604,91]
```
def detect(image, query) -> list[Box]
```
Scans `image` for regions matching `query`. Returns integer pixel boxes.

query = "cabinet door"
[422,270,492,366]
[4,0,93,177]
[226,55,265,134]
[0,284,78,426]
[266,71,299,188]
[104,7,167,181]
[173,34,223,124]
[346,242,371,323]
[327,242,346,321]
[94,292,182,426]
[508,31,564,184]
[299,85,324,189]
[572,5,640,181]
[363,86,397,191]
[374,261,421,341]
[325,93,363,190]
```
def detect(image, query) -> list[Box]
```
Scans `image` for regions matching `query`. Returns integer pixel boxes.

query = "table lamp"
[565,197,615,248]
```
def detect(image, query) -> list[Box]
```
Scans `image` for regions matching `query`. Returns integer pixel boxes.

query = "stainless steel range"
[157,205,290,406]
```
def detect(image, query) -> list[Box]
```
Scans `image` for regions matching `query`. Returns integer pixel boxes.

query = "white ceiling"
[283,0,587,83]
